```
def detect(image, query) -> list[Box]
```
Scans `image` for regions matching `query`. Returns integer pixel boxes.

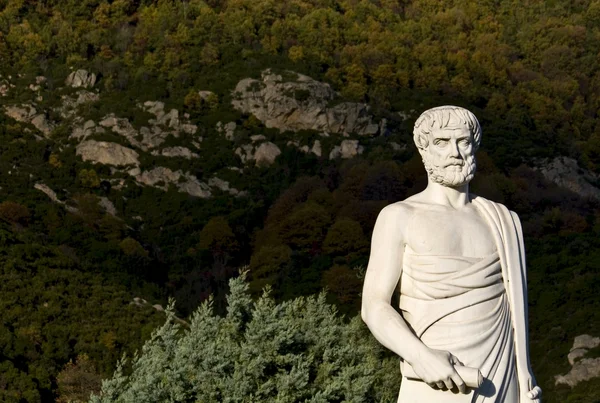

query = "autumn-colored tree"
[56,354,102,403]
[79,169,100,189]
[0,201,30,225]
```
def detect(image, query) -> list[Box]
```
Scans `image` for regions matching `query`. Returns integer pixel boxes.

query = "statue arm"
[361,205,424,363]
[361,204,467,393]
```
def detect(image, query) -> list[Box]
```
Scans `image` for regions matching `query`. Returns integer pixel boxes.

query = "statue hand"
[520,378,542,403]
[410,348,468,394]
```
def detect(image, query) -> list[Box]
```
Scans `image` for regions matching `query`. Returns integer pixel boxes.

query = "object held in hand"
[402,365,484,389]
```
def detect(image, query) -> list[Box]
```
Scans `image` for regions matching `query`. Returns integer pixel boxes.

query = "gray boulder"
[329,139,364,160]
[555,334,600,387]
[134,167,211,198]
[76,140,140,167]
[231,69,380,136]
[254,142,282,166]
[216,121,236,140]
[66,69,97,88]
[151,146,199,159]
[4,104,55,137]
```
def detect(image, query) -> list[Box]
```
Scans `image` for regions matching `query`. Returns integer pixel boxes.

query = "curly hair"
[413,106,481,151]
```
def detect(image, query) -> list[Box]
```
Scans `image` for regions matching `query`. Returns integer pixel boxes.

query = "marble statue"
[361,106,542,402]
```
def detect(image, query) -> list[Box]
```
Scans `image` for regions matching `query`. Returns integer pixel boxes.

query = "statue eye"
[434,139,448,146]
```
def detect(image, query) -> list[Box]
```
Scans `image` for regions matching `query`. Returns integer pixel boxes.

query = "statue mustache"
[444,159,465,167]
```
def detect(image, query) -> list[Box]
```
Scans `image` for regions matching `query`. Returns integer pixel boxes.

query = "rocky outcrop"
[97,103,199,152]
[255,142,282,166]
[76,140,140,167]
[216,121,236,140]
[4,104,55,137]
[70,119,105,141]
[65,69,97,88]
[98,197,117,216]
[231,69,380,136]
[208,177,244,196]
[287,139,322,157]
[34,183,62,204]
[141,101,198,135]
[59,91,100,118]
[0,81,9,97]
[134,167,211,198]
[34,183,78,213]
[235,145,254,164]
[329,139,364,159]
[235,141,282,166]
[536,157,600,200]
[151,146,199,159]
[555,335,600,387]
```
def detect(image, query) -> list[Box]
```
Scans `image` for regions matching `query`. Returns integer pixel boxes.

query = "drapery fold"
[396,196,529,402]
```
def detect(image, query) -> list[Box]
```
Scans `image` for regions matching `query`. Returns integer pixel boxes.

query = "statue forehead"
[429,126,472,138]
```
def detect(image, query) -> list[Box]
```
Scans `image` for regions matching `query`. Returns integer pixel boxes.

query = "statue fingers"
[436,381,446,389]
[450,373,467,394]
[527,386,542,399]
[443,377,455,391]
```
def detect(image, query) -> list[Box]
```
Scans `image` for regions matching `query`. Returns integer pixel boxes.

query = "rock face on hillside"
[134,167,211,198]
[329,139,364,159]
[65,69,97,88]
[536,157,600,200]
[555,334,600,387]
[4,104,55,137]
[76,140,140,167]
[235,141,282,166]
[232,69,380,136]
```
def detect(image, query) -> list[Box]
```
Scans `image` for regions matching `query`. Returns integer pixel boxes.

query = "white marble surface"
[361,106,542,402]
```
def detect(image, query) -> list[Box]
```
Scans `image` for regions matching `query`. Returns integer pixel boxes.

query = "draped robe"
[396,196,531,403]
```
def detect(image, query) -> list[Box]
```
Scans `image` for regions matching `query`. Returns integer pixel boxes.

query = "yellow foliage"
[49,153,63,168]
[288,45,305,62]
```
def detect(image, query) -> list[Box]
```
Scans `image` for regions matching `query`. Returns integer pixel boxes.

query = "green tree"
[322,217,369,263]
[279,201,331,254]
[248,244,292,294]
[198,216,238,266]
[90,274,398,402]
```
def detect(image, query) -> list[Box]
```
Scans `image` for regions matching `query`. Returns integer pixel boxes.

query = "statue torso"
[404,202,497,258]
[399,200,503,320]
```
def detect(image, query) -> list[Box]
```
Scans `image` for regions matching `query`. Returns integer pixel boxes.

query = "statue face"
[421,126,476,187]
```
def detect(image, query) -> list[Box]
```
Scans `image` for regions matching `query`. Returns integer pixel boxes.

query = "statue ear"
[414,132,429,151]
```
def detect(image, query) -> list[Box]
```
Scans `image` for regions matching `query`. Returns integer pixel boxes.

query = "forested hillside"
[0,0,598,401]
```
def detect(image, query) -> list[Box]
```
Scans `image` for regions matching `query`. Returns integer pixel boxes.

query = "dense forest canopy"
[1,0,600,166]
[0,0,598,402]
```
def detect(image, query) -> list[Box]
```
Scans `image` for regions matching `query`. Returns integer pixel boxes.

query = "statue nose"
[449,141,461,158]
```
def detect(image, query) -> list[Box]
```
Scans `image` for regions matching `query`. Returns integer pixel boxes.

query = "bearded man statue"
[361,106,542,403]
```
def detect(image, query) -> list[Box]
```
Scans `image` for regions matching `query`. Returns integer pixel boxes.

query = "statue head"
[413,106,481,187]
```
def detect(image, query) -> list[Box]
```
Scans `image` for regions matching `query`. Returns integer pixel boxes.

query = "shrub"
[90,274,399,402]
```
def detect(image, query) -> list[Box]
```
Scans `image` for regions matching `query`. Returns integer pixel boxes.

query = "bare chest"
[406,207,497,257]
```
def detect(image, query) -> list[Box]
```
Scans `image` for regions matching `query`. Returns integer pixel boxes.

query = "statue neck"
[424,178,471,209]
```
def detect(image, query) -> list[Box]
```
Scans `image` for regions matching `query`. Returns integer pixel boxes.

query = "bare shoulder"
[377,199,417,221]
[374,199,420,240]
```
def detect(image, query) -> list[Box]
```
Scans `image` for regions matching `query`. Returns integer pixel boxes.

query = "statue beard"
[422,151,476,187]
